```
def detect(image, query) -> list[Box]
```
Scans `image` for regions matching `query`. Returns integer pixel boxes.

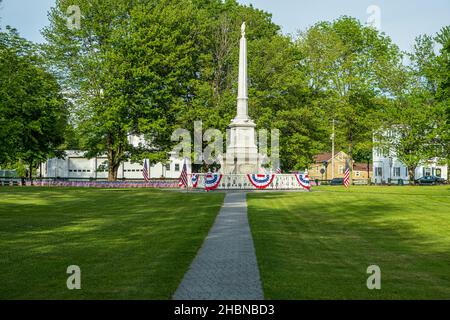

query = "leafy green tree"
[296,17,405,175]
[43,0,204,180]
[405,27,450,181]
[0,27,68,177]
[434,27,450,180]
[376,93,442,183]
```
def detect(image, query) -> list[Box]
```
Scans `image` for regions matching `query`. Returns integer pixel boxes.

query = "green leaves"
[296,16,405,164]
[0,27,68,170]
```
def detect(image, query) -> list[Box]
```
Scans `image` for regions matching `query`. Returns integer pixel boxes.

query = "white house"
[372,130,447,184]
[43,135,191,180]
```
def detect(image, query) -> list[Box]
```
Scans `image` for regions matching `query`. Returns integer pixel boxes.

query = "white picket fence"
[188,174,311,190]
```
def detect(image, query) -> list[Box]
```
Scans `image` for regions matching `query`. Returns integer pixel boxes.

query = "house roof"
[353,163,372,171]
[314,152,332,163]
[313,151,348,163]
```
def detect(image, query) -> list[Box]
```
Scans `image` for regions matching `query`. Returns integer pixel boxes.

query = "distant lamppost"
[322,161,329,181]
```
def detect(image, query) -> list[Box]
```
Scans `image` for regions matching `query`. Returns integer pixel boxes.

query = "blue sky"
[0,0,449,52]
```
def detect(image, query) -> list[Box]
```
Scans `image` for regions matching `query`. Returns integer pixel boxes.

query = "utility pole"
[331,119,335,179]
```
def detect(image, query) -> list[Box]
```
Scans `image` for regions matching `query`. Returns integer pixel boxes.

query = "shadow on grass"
[247,191,450,299]
[0,188,225,299]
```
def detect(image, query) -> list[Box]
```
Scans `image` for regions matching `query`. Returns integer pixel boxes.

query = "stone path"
[173,192,264,300]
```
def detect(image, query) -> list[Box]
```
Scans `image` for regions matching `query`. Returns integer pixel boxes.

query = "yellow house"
[309,151,371,181]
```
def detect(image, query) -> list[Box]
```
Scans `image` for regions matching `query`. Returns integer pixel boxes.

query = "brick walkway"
[173,192,264,300]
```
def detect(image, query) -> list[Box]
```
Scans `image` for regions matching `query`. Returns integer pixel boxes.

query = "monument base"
[221,156,259,174]
[221,116,261,174]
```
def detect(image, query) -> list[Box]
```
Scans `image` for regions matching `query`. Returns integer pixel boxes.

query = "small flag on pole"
[343,160,350,188]
[143,159,149,182]
[275,167,282,174]
[178,158,188,188]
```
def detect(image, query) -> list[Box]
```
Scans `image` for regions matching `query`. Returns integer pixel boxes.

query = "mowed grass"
[0,187,224,299]
[247,186,450,299]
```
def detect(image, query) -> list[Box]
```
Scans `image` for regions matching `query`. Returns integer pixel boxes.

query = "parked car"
[330,178,344,185]
[415,176,446,185]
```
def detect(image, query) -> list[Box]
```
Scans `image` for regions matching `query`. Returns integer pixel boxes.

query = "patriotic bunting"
[204,173,222,191]
[23,180,179,188]
[191,173,199,188]
[295,173,311,191]
[247,174,275,189]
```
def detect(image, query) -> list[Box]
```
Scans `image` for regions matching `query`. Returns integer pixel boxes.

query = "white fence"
[189,174,311,190]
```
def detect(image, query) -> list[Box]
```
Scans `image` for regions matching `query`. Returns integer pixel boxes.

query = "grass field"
[0,187,224,299]
[248,186,450,299]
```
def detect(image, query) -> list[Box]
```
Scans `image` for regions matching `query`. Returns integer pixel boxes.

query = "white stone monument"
[221,22,261,174]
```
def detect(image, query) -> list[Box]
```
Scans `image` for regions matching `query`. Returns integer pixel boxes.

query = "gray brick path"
[173,192,264,300]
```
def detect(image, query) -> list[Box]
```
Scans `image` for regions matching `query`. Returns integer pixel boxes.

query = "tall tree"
[296,17,405,174]
[43,0,204,180]
[375,27,450,183]
[434,26,450,180]
[405,27,450,181]
[376,93,442,182]
[0,26,68,176]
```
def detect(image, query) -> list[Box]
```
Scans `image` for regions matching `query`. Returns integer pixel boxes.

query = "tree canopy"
[2,0,449,180]
[0,26,68,176]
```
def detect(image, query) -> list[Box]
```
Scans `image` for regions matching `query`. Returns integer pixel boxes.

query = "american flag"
[275,167,282,174]
[343,160,350,188]
[142,159,149,182]
[178,158,188,188]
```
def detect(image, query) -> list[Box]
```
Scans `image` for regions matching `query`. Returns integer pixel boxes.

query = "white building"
[372,131,447,184]
[43,136,191,180]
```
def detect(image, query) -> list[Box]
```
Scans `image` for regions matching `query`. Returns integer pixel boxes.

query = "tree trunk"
[107,134,120,181]
[108,165,119,181]
[447,159,450,183]
[408,166,416,185]
[29,161,33,185]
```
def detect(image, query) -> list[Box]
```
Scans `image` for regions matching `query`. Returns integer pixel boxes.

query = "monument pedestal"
[222,118,260,174]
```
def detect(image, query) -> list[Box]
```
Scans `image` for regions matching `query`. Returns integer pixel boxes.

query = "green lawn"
[0,187,224,299]
[248,186,450,299]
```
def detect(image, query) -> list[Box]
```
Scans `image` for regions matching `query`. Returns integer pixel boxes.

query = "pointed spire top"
[241,22,246,37]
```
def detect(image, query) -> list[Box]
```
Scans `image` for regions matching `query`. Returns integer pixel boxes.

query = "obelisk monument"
[222,22,260,174]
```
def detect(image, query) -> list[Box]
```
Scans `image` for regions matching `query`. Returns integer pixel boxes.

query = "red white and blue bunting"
[247,174,276,189]
[295,173,311,190]
[205,173,222,191]
[191,174,199,188]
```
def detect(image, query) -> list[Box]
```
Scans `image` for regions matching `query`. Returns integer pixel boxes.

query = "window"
[339,165,344,174]
[375,167,382,177]
[355,171,361,177]
[436,168,442,178]
[423,168,431,177]
[175,164,180,172]
[393,167,401,177]
[165,164,170,171]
